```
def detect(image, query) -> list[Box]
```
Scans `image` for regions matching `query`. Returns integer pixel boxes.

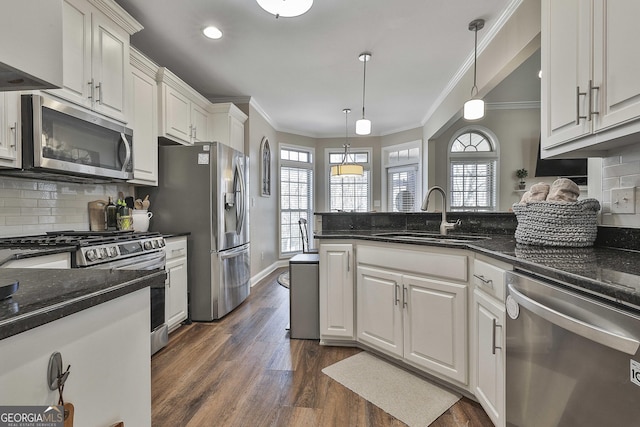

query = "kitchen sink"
[372,231,491,244]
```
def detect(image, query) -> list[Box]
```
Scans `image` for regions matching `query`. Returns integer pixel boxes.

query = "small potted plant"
[516,168,528,190]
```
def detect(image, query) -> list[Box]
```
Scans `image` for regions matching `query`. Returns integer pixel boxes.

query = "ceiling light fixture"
[331,108,364,177]
[202,26,223,40]
[356,52,372,135]
[463,19,485,121]
[256,0,313,18]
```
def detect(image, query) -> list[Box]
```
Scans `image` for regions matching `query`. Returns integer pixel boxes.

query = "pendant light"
[355,52,372,135]
[256,0,313,18]
[463,19,485,121]
[331,109,364,177]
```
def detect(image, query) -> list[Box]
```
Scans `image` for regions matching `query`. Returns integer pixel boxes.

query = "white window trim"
[447,126,500,211]
[325,147,373,212]
[381,140,422,211]
[278,143,315,259]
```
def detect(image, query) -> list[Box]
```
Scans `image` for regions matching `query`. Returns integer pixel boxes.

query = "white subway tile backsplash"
[601,145,640,228]
[603,155,622,167]
[0,176,133,237]
[6,216,39,226]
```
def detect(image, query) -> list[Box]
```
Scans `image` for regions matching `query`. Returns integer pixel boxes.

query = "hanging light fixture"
[463,19,485,121]
[331,109,364,177]
[355,52,372,135]
[256,0,313,18]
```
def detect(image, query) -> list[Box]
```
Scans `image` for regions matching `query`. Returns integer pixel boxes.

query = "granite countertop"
[315,230,640,311]
[162,232,191,239]
[0,268,165,340]
[0,247,75,267]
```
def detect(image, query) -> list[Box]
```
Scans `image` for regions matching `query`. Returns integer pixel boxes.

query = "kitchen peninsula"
[0,267,164,426]
[315,211,640,427]
[315,211,640,308]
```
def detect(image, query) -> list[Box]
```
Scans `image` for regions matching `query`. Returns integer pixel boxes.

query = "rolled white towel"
[519,190,532,204]
[547,178,580,202]
[528,182,550,201]
[519,182,550,204]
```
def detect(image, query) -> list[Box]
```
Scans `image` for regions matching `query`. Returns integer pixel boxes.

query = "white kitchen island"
[0,268,164,427]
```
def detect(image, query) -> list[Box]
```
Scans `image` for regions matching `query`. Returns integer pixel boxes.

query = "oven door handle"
[508,284,640,355]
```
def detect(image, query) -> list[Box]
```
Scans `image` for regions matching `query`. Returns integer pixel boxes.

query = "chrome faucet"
[420,186,461,235]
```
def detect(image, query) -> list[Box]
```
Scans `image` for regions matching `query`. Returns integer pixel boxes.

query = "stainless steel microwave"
[7,94,134,182]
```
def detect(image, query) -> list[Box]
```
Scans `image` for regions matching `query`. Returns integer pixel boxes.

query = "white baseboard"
[250,259,289,287]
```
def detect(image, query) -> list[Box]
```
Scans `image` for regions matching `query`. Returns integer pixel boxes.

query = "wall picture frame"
[260,137,271,197]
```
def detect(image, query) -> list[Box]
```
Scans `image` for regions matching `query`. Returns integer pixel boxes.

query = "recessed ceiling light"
[203,26,223,40]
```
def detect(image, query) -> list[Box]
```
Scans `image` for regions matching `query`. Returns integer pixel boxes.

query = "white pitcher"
[132,209,153,232]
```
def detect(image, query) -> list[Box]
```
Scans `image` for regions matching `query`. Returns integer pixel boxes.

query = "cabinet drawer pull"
[171,248,185,253]
[402,285,408,308]
[589,79,600,120]
[394,284,399,306]
[576,86,587,124]
[492,318,502,354]
[473,273,494,288]
[9,122,17,148]
[88,79,94,100]
[347,251,350,272]
[96,82,103,104]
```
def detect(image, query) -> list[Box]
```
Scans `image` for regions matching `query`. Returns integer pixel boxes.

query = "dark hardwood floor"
[151,268,494,426]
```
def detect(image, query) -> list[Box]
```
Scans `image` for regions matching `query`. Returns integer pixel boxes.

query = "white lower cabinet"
[474,289,505,427]
[472,255,511,427]
[319,243,354,341]
[164,237,188,332]
[356,244,469,385]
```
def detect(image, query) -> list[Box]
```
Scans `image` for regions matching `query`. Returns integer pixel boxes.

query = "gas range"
[0,230,166,268]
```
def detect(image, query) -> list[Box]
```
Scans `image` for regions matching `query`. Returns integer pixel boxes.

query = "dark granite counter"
[0,247,75,267]
[0,268,165,340]
[315,229,640,312]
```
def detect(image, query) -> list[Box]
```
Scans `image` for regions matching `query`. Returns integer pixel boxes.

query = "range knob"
[152,240,158,249]
[159,239,165,248]
[108,246,118,258]
[99,248,108,259]
[86,249,97,261]
[144,241,153,250]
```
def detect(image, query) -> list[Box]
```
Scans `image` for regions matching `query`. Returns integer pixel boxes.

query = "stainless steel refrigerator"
[145,142,250,321]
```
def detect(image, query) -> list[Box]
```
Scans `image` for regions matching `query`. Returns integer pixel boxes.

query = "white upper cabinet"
[0,1,62,91]
[0,93,21,169]
[129,48,159,186]
[157,67,212,145]
[208,103,248,153]
[542,0,640,157]
[48,0,142,123]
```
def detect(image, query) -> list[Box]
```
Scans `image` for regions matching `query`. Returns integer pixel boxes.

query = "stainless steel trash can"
[289,253,320,339]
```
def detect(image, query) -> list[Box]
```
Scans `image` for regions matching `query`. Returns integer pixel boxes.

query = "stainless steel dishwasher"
[505,270,640,427]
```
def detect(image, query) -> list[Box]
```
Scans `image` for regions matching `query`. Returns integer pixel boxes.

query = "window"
[448,128,498,211]
[388,166,418,212]
[280,146,314,255]
[327,148,371,212]
[382,141,422,212]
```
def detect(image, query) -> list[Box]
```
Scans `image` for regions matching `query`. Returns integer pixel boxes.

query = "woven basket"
[512,199,600,247]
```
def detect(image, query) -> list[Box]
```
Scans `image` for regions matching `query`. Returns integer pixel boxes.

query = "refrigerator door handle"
[218,244,250,260]
[235,164,246,235]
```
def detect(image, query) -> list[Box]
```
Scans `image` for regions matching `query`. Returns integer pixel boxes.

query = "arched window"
[448,127,499,211]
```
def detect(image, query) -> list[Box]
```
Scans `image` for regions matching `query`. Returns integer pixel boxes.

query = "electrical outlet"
[611,187,636,214]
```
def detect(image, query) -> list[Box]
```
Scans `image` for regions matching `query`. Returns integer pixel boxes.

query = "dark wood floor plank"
[151,267,494,427]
